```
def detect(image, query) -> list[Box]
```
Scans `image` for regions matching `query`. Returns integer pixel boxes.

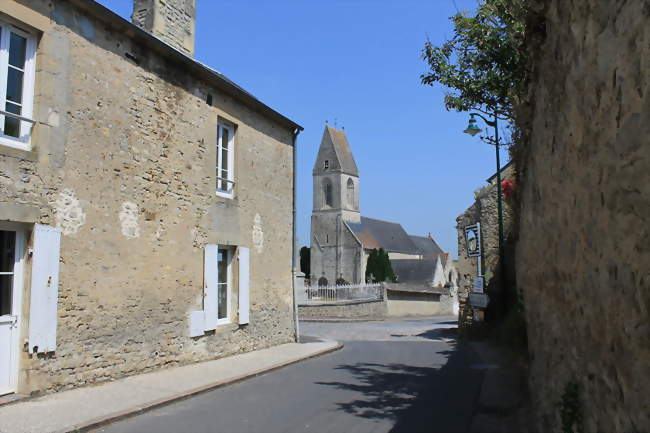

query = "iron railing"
[302,283,382,303]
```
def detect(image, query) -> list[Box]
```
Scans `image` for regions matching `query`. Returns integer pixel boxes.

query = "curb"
[299,317,385,323]
[64,342,343,433]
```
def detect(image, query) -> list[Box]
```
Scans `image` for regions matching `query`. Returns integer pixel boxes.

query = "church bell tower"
[310,126,361,285]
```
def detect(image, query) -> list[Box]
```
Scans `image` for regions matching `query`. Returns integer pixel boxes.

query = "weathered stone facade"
[516,1,649,431]
[0,0,300,395]
[456,166,514,325]
[132,0,195,56]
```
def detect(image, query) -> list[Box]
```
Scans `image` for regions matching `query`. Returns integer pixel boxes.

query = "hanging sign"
[465,223,481,257]
[469,293,489,309]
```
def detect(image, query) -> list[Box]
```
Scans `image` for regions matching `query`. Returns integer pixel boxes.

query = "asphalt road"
[97,317,483,433]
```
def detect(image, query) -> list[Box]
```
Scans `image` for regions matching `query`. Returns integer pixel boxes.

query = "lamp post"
[463,112,506,292]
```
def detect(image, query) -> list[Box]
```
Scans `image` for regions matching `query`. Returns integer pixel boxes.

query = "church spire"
[313,126,359,176]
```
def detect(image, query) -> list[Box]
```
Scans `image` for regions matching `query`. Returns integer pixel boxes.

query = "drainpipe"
[291,127,302,343]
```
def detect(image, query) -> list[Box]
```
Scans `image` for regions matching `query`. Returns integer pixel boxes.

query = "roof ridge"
[362,216,401,225]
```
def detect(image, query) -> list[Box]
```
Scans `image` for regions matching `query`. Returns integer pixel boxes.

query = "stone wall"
[132,0,195,56]
[516,1,649,431]
[0,0,297,395]
[385,290,454,317]
[298,299,387,319]
[456,174,513,326]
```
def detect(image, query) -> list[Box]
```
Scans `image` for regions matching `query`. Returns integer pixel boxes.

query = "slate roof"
[347,217,419,254]
[391,259,436,283]
[327,126,359,176]
[409,235,444,259]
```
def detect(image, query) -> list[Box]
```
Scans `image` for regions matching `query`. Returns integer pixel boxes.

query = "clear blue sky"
[98,0,505,258]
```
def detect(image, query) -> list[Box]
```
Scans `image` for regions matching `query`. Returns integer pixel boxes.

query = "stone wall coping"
[298,299,385,307]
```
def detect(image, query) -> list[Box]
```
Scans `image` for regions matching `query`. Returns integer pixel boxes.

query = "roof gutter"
[67,0,303,132]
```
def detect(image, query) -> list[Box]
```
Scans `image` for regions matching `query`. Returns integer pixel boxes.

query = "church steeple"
[312,126,360,215]
[313,126,359,176]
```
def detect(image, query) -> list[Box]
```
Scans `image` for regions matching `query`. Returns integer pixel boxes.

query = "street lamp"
[463,112,506,292]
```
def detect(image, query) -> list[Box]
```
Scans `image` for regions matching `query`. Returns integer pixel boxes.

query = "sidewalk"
[469,341,532,433]
[0,340,341,433]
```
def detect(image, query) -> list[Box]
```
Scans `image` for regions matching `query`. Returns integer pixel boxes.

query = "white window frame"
[216,247,232,326]
[0,19,37,151]
[216,123,235,199]
[0,224,25,395]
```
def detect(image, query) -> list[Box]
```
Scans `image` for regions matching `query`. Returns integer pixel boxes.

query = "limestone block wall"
[385,290,453,317]
[516,1,649,431]
[298,299,387,319]
[0,0,296,395]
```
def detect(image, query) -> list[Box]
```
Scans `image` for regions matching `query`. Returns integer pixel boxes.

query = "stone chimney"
[132,0,196,57]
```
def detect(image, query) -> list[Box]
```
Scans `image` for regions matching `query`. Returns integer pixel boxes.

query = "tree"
[365,248,396,283]
[299,246,310,278]
[420,0,527,120]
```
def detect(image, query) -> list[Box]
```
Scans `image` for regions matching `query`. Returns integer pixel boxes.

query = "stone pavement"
[469,341,532,433]
[0,340,341,433]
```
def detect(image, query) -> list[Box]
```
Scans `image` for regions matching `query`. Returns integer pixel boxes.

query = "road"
[97,317,483,433]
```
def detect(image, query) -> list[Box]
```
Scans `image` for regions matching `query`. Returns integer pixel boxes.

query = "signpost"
[465,223,488,321]
[473,277,484,294]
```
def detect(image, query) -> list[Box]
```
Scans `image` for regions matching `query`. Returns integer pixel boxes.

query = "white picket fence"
[299,283,383,303]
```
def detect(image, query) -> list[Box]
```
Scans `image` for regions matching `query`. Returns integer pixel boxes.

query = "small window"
[323,178,333,207]
[0,20,37,151]
[324,160,329,170]
[347,178,354,207]
[216,122,235,198]
[217,247,231,324]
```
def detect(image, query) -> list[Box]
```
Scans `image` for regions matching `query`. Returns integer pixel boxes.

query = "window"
[216,247,231,324]
[216,122,235,198]
[323,178,333,207]
[0,230,16,316]
[0,20,36,150]
[347,178,354,207]
[324,160,329,170]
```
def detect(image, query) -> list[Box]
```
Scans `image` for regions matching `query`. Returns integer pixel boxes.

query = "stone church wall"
[0,0,296,395]
[516,1,649,431]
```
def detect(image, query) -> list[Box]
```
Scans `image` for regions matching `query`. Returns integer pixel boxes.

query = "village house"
[0,0,302,397]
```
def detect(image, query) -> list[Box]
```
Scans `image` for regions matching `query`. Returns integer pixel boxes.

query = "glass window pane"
[0,231,16,273]
[6,67,24,104]
[221,147,228,172]
[221,169,228,190]
[217,249,228,319]
[3,103,22,138]
[222,129,229,150]
[0,275,13,316]
[9,32,27,69]
[217,250,227,284]
[218,285,227,319]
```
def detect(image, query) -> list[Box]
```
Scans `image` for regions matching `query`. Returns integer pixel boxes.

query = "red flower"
[501,178,515,201]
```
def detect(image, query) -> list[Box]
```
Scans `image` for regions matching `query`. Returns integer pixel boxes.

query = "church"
[310,126,456,289]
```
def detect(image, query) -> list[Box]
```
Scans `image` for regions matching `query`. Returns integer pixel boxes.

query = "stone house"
[455,161,514,323]
[0,0,302,397]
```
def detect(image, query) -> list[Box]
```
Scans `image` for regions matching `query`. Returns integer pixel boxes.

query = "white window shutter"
[238,247,250,325]
[29,225,61,353]
[204,244,218,330]
[188,310,205,337]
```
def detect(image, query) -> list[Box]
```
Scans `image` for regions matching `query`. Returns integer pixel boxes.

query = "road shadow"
[315,342,482,433]
[390,327,458,341]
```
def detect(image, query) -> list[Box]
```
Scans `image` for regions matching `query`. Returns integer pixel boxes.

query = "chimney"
[132,0,196,57]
